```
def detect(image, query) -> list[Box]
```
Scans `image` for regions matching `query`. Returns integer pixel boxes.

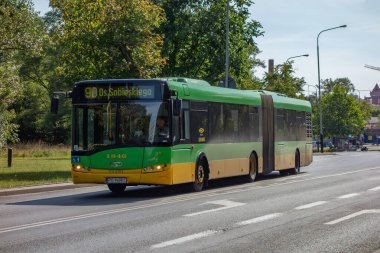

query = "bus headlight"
[73,165,82,171]
[73,165,88,172]
[143,165,167,173]
[154,164,167,171]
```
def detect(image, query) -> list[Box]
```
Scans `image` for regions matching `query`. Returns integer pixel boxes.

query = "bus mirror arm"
[170,90,178,98]
[50,91,72,114]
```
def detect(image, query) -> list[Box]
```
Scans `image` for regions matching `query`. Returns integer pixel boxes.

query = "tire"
[107,183,127,194]
[192,159,208,192]
[247,154,258,182]
[290,151,301,175]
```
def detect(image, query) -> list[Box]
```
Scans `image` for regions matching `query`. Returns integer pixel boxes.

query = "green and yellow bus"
[63,78,312,193]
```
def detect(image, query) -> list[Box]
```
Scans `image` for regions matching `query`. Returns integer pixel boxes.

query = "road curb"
[0,183,97,197]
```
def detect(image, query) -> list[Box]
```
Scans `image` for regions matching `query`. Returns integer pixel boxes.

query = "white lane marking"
[325,209,380,225]
[150,230,218,249]
[237,213,283,226]
[295,201,328,210]
[368,186,380,191]
[337,193,360,199]
[183,200,246,217]
[1,166,379,234]
[276,174,309,181]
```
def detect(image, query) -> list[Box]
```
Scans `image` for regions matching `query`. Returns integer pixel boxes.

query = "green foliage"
[313,85,372,138]
[263,62,306,98]
[321,77,355,94]
[0,62,21,146]
[157,0,263,88]
[0,0,44,55]
[50,0,167,84]
[0,0,45,147]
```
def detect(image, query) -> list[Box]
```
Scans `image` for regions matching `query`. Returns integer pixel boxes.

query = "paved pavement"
[0,183,96,196]
[0,152,379,253]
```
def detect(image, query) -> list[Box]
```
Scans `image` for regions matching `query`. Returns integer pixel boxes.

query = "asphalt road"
[1,152,380,253]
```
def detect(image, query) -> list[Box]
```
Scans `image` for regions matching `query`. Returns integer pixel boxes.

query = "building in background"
[363,84,380,143]
[365,84,380,108]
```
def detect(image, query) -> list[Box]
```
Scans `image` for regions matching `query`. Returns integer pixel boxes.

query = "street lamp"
[317,24,347,153]
[286,54,309,63]
[304,84,318,97]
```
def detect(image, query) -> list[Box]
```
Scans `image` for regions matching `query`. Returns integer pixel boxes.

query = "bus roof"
[72,78,311,112]
[160,77,311,112]
[260,90,312,112]
[160,77,262,106]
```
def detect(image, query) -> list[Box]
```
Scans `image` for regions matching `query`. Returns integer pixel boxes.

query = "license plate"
[106,178,127,184]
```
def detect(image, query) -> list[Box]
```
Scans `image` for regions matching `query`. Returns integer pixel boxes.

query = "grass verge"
[0,143,72,189]
[0,157,71,189]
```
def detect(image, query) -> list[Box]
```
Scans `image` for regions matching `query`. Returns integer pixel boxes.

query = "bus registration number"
[106,178,127,184]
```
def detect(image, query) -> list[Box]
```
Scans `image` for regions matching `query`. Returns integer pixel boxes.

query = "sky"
[32,0,379,98]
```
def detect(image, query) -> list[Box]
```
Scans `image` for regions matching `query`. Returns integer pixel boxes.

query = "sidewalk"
[0,183,96,197]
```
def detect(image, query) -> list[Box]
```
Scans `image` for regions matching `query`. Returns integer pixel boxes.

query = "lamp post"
[317,25,347,153]
[286,54,309,63]
[225,0,230,88]
[304,84,318,97]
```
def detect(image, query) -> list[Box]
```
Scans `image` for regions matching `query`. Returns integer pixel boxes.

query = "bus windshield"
[73,102,169,151]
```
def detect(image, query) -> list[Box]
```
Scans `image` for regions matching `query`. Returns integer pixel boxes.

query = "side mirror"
[51,96,59,114]
[172,99,182,116]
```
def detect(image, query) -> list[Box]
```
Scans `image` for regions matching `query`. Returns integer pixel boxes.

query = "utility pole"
[225,0,230,88]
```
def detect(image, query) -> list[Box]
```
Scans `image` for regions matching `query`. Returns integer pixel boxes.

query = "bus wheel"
[290,151,301,175]
[107,184,127,194]
[247,154,258,182]
[193,160,208,192]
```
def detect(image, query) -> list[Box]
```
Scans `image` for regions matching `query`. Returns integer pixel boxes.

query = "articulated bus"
[61,78,312,193]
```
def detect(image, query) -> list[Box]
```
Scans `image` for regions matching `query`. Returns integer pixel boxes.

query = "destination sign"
[83,85,156,100]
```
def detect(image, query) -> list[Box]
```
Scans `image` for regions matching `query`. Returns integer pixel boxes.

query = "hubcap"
[197,165,204,183]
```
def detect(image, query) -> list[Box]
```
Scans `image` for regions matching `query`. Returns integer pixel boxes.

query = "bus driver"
[155,116,169,141]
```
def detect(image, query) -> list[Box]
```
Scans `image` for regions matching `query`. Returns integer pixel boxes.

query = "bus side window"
[238,105,249,142]
[181,101,190,141]
[172,114,180,143]
[249,106,259,142]
[190,101,208,143]
[209,103,223,143]
[224,104,238,143]
[296,111,306,141]
[287,110,297,141]
[276,109,285,141]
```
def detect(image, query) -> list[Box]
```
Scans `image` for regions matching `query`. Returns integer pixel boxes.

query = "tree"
[313,85,371,138]
[50,0,167,86]
[321,77,355,94]
[0,0,44,147]
[157,0,264,88]
[262,62,305,98]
